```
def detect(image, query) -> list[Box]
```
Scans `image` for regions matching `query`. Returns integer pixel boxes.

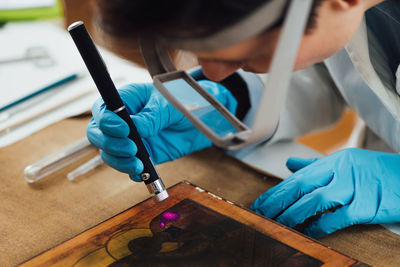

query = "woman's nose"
[199,60,242,81]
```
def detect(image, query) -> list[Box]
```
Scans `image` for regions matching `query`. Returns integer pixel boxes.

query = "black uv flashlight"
[68,21,168,202]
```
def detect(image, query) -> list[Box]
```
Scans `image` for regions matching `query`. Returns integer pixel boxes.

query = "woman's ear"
[331,0,361,10]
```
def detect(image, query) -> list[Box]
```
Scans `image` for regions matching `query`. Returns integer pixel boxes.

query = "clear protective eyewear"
[140,0,313,150]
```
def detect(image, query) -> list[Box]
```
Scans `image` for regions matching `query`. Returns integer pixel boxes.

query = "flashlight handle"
[68,21,161,185]
[114,107,161,184]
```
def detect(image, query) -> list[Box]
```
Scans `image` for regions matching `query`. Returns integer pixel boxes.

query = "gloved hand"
[87,80,237,181]
[251,148,400,238]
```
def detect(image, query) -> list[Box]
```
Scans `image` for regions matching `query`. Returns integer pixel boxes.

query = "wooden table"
[2,116,400,266]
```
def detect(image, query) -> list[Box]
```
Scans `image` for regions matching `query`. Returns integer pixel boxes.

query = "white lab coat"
[325,18,400,153]
[231,14,400,178]
[279,15,400,154]
[230,7,400,234]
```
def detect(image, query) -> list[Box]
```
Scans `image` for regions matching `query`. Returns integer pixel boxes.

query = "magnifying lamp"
[140,0,313,150]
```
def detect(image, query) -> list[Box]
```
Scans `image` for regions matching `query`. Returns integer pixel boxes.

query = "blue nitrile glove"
[251,148,400,238]
[87,81,237,181]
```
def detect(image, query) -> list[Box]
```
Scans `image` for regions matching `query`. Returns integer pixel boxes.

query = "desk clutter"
[0,21,151,147]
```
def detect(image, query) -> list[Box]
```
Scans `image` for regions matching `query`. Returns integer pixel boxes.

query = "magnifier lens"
[163,78,238,138]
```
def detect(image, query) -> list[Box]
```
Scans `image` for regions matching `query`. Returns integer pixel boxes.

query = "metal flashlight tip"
[154,190,169,202]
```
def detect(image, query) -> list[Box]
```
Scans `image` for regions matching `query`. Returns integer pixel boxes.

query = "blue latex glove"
[251,148,400,238]
[87,80,237,181]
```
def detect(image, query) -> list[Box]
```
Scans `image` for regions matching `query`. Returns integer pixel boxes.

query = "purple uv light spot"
[160,211,180,229]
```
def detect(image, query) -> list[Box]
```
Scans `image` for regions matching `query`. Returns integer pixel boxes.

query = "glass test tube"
[24,137,97,183]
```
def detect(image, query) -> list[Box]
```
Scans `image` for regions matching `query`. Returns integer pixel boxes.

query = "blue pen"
[0,73,78,112]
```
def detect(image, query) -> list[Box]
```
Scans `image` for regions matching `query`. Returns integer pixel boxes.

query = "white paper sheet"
[0,21,151,147]
[232,140,323,179]
[0,0,55,10]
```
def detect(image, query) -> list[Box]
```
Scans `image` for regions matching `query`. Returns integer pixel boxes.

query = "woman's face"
[194,0,373,81]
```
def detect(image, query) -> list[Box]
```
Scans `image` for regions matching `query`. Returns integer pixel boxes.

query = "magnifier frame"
[154,70,251,148]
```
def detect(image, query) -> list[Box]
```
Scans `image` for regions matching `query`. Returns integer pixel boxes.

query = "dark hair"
[94,0,323,41]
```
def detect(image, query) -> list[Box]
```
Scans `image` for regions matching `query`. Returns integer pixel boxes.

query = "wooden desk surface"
[2,116,400,266]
